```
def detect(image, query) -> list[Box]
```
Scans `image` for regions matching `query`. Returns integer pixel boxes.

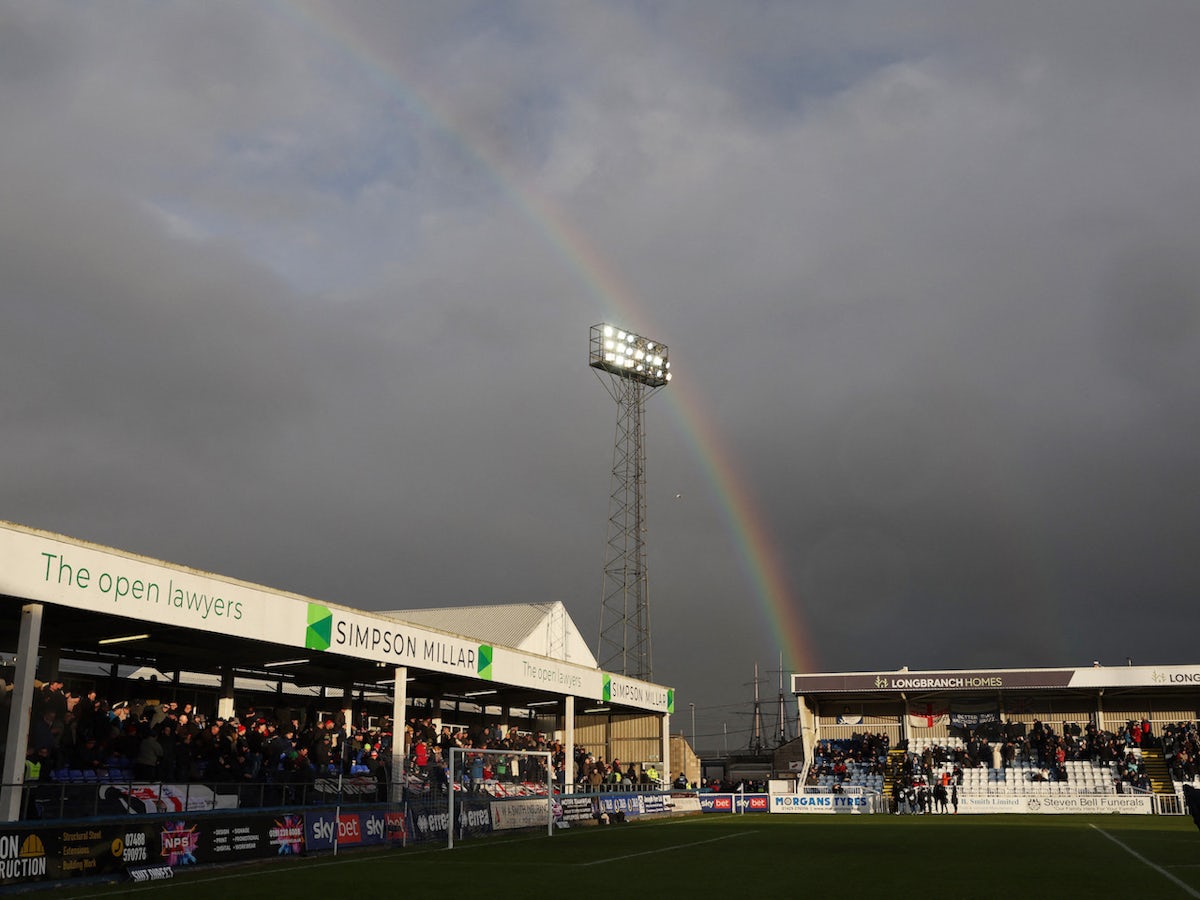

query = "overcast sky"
[3,1,1199,754]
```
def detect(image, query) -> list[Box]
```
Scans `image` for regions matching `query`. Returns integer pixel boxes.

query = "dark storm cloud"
[2,0,1198,753]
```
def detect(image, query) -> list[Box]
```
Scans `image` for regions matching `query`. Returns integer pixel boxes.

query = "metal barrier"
[571,782,661,795]
[1154,793,1184,815]
[6,776,392,823]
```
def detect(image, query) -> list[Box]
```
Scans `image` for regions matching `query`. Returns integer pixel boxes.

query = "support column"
[341,681,354,735]
[798,696,818,763]
[564,696,575,790]
[661,713,670,787]
[1,604,43,821]
[391,667,407,804]
[216,668,236,720]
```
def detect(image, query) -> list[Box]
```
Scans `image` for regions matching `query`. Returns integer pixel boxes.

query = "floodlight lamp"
[589,323,671,388]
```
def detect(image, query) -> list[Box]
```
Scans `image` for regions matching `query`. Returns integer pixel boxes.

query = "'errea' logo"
[306,604,333,651]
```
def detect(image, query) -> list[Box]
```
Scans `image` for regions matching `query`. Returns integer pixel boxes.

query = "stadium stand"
[10,672,675,823]
[794,662,1200,814]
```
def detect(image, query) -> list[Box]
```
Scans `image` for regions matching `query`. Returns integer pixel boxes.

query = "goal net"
[447,747,554,849]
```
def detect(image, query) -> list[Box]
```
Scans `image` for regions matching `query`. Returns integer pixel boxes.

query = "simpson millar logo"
[306,604,333,651]
[303,604,490,675]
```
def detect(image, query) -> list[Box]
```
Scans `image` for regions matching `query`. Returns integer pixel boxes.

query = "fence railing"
[9,776,390,823]
[1154,793,1184,815]
[570,782,664,794]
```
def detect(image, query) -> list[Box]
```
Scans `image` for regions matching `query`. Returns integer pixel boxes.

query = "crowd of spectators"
[891,719,1157,792]
[806,733,889,786]
[1162,722,1200,784]
[13,679,670,801]
[19,679,396,791]
[801,718,1165,800]
[402,714,670,793]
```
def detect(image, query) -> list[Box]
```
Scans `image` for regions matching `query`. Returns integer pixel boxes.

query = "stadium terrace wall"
[573,712,667,769]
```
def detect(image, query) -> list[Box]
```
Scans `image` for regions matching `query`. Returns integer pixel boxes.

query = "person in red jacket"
[413,738,429,774]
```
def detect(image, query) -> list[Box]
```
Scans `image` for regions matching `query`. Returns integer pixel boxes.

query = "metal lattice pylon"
[588,323,670,683]
[595,373,660,680]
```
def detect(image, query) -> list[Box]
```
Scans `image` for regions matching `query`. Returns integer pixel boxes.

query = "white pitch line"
[576,830,757,866]
[1090,824,1200,899]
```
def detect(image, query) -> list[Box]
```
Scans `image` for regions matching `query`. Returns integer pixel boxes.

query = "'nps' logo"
[306,604,333,651]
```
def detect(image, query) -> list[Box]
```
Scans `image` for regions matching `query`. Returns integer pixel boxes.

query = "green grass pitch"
[49,814,1200,900]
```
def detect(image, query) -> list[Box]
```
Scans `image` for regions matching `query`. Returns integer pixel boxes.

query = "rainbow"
[273,3,818,675]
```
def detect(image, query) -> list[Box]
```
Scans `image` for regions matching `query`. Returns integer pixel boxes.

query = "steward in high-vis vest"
[24,747,50,782]
[23,747,51,820]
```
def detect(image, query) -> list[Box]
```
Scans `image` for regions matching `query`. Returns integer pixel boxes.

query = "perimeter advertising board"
[956,794,1153,815]
[557,796,598,823]
[491,798,548,832]
[303,810,401,850]
[0,815,304,887]
[699,793,771,814]
[769,793,869,814]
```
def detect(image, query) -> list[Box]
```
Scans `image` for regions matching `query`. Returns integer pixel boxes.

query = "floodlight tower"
[589,323,671,681]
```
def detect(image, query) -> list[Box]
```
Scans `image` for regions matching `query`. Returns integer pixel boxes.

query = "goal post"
[448,747,554,849]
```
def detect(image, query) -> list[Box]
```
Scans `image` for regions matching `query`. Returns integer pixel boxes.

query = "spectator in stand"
[428,747,449,793]
[134,727,164,781]
[934,781,948,813]
[158,724,177,780]
[413,736,429,774]
[29,710,60,762]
